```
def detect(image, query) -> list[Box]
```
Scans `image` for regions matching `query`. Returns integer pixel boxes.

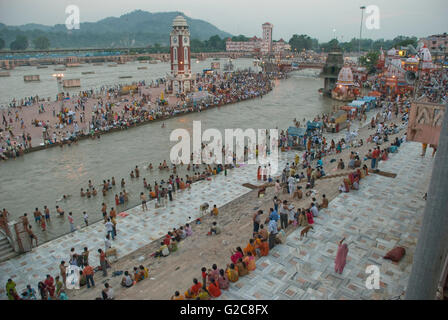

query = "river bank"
[1,70,279,162]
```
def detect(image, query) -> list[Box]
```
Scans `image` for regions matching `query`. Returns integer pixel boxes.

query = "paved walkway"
[219,141,433,300]
[0,152,291,297]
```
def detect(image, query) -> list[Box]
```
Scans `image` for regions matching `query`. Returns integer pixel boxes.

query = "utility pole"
[359,6,366,58]
[405,106,448,299]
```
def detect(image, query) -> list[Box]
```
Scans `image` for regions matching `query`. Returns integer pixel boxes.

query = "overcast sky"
[0,0,447,42]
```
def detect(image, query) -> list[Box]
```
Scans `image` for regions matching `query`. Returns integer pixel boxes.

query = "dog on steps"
[300,225,314,240]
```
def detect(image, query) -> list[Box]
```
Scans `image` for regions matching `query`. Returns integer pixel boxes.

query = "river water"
[0,58,256,106]
[0,65,339,243]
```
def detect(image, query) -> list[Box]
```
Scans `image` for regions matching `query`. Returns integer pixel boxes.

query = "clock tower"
[168,15,194,94]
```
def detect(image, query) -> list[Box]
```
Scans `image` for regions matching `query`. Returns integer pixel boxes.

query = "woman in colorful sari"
[243,252,256,271]
[236,258,249,277]
[259,238,269,256]
[381,149,388,161]
[243,239,256,257]
[207,264,220,284]
[218,269,229,290]
[348,173,355,185]
[257,166,261,180]
[6,279,17,300]
[171,291,185,300]
[197,288,211,300]
[306,209,314,225]
[298,210,309,227]
[44,275,56,298]
[230,247,244,265]
[226,264,239,283]
[189,278,202,298]
[38,281,47,300]
[207,279,222,298]
[334,238,349,274]
[343,178,351,193]
[336,143,342,153]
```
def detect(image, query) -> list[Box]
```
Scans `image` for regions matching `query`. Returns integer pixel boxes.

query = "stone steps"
[0,238,17,263]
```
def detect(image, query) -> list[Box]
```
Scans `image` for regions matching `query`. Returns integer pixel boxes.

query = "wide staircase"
[0,233,17,263]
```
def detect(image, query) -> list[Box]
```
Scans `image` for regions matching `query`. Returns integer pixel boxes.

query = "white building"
[226,22,289,55]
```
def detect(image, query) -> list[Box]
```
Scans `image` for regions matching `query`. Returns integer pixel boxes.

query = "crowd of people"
[0,70,279,161]
[2,57,444,300]
[167,87,414,300]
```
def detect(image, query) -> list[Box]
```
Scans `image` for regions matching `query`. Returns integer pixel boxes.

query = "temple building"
[331,65,359,101]
[379,60,408,97]
[419,44,435,73]
[166,16,196,94]
[320,45,344,96]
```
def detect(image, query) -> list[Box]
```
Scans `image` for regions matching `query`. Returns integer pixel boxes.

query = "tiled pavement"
[0,110,433,300]
[219,141,433,300]
[0,151,294,297]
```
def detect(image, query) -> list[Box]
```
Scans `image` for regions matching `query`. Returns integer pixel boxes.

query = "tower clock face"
[172,37,178,45]
[183,37,189,45]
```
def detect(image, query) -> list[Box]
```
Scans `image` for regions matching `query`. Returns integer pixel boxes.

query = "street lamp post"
[359,6,366,58]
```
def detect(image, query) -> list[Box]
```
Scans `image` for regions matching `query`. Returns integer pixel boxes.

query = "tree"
[0,38,5,50]
[289,34,312,52]
[10,35,28,50]
[231,35,249,42]
[359,51,380,73]
[204,35,225,51]
[320,39,339,52]
[33,36,50,50]
[191,38,205,52]
[393,36,417,48]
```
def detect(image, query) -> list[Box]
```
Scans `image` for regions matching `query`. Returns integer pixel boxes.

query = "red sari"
[44,277,55,297]
[306,211,314,225]
[334,243,349,274]
[230,251,243,265]
[207,282,221,298]
[257,167,261,180]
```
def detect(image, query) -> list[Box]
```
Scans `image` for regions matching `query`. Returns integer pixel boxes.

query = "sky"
[0,0,447,42]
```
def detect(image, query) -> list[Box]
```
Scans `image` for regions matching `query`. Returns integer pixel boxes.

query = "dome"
[336,66,354,85]
[420,46,432,62]
[172,15,188,27]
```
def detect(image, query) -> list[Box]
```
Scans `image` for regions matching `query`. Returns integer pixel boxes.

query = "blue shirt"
[269,210,279,221]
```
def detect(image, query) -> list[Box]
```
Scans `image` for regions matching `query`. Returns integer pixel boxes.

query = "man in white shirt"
[310,203,319,217]
[104,234,112,251]
[105,218,114,240]
[279,200,289,229]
